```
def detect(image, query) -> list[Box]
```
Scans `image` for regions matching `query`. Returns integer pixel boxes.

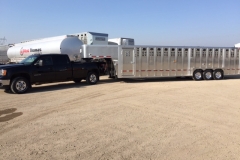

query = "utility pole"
[0,37,7,45]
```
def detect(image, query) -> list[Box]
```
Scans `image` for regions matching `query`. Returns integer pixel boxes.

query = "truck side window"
[43,57,53,66]
[35,56,53,66]
[54,56,70,65]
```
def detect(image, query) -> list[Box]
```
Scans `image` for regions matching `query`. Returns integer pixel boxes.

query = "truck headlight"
[0,69,7,76]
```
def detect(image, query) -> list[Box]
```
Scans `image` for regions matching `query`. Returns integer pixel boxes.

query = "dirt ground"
[0,75,240,160]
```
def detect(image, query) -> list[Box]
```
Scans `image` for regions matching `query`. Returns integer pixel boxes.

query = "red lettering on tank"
[20,48,30,56]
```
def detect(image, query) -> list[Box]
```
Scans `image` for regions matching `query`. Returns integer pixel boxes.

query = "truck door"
[52,55,72,81]
[121,48,134,76]
[31,56,55,82]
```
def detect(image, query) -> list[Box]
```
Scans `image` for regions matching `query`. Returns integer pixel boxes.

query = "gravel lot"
[1,75,240,160]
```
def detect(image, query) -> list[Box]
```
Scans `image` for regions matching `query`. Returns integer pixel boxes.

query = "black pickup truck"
[0,54,104,94]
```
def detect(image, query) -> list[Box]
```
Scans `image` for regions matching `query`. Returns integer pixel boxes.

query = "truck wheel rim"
[215,72,222,79]
[206,72,212,79]
[195,72,202,79]
[16,81,27,91]
[90,74,97,82]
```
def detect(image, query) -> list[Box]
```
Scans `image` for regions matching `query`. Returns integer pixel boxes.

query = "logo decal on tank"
[20,47,30,56]
[20,47,42,56]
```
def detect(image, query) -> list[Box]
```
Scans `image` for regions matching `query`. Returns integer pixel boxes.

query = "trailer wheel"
[203,70,213,80]
[73,79,82,83]
[213,70,223,80]
[193,70,203,81]
[86,72,98,85]
[10,77,30,94]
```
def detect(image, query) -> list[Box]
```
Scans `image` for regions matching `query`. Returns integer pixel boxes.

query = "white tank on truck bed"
[7,35,83,63]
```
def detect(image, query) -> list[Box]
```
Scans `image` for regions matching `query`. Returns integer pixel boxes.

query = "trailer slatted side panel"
[224,49,230,75]
[195,49,201,69]
[117,46,240,78]
[148,48,155,77]
[135,48,141,77]
[176,48,182,76]
[237,49,240,74]
[170,48,175,76]
[183,49,189,75]
[156,48,162,77]
[213,49,218,69]
[141,48,148,77]
[162,48,168,77]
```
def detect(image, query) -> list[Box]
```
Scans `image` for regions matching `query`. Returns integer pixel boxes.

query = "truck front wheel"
[10,77,30,94]
[86,72,98,85]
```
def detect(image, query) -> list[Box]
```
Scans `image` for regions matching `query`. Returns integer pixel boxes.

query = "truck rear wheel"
[213,70,223,80]
[193,70,203,81]
[203,70,213,80]
[10,77,30,94]
[86,72,98,85]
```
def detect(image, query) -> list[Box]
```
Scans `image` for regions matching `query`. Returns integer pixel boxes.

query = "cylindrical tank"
[7,35,83,63]
[0,45,10,64]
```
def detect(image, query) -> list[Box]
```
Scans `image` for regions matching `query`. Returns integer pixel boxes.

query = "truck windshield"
[20,55,39,65]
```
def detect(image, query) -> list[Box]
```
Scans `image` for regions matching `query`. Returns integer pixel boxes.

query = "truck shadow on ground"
[0,108,23,122]
[27,82,88,94]
[26,78,124,93]
[26,79,119,93]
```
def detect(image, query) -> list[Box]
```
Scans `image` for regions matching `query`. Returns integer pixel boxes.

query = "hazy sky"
[1,0,240,46]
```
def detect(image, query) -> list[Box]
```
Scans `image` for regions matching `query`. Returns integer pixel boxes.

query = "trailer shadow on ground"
[100,75,240,84]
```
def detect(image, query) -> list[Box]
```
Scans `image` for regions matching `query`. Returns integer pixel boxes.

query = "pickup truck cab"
[0,54,102,94]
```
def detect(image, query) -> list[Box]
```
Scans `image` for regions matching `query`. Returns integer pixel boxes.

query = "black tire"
[192,70,203,81]
[10,77,30,94]
[86,72,98,85]
[203,70,213,80]
[73,79,82,83]
[213,70,224,80]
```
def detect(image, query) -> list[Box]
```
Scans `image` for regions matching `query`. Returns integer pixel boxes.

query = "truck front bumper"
[0,79,10,88]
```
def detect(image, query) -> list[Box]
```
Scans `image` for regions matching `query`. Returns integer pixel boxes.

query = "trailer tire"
[213,70,223,80]
[193,70,203,81]
[73,79,82,83]
[203,70,213,80]
[10,77,30,94]
[86,72,98,85]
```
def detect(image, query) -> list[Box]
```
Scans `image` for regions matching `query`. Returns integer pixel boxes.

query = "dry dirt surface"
[1,75,240,160]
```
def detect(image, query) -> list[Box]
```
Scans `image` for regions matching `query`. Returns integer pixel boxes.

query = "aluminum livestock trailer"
[81,45,240,80]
